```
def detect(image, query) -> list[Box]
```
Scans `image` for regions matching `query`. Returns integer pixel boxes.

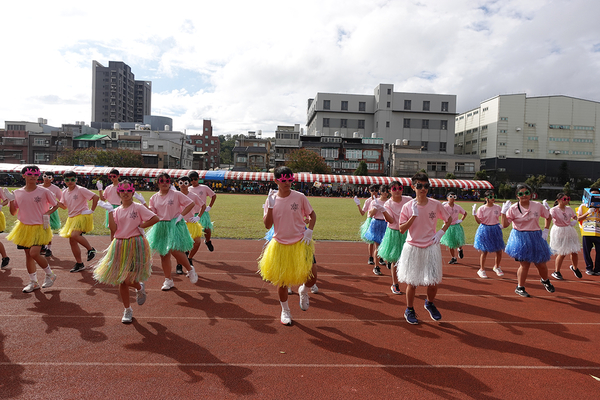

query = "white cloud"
[2,0,600,136]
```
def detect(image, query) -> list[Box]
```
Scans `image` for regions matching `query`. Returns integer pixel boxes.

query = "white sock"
[43,266,52,275]
[47,244,52,250]
[29,272,37,282]
[299,284,309,294]
[280,300,290,311]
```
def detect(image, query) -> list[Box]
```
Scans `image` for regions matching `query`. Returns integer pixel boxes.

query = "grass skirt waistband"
[7,222,52,248]
[59,214,94,238]
[396,242,442,286]
[473,224,505,253]
[364,218,387,244]
[505,229,552,263]
[49,210,61,230]
[200,211,213,231]
[93,235,152,285]
[359,217,374,243]
[186,221,204,239]
[0,211,5,232]
[440,224,466,249]
[378,228,407,262]
[258,239,315,287]
[147,218,194,256]
[549,225,581,255]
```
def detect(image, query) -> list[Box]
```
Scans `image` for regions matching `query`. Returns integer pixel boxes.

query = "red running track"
[1,235,600,399]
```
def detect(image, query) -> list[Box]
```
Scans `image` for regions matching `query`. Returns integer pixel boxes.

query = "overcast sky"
[2,0,599,137]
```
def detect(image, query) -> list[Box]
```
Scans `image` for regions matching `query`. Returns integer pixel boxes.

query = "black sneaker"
[205,241,214,252]
[570,265,583,279]
[45,249,53,257]
[404,307,418,324]
[551,271,563,280]
[515,286,530,297]
[448,258,457,264]
[1,257,9,269]
[541,278,555,293]
[387,262,391,270]
[87,248,96,261]
[458,248,464,259]
[368,257,375,265]
[176,264,183,275]
[70,263,85,273]
[373,266,382,275]
[424,300,442,321]
[188,258,194,266]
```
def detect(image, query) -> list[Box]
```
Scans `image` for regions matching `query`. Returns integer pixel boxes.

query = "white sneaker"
[23,281,40,293]
[310,284,319,294]
[186,268,198,284]
[493,266,504,277]
[287,286,293,294]
[280,309,292,326]
[161,278,174,291]
[299,284,310,311]
[121,308,133,324]
[136,282,147,305]
[42,272,57,288]
[477,269,488,279]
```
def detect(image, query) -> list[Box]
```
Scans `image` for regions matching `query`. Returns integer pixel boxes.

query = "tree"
[445,173,456,179]
[525,174,546,194]
[53,148,143,167]
[558,161,570,185]
[474,170,488,180]
[563,182,572,196]
[498,182,513,199]
[354,161,368,176]
[286,148,331,174]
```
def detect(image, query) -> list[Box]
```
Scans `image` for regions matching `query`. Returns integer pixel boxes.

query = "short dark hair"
[157,172,171,181]
[380,184,390,193]
[515,183,532,196]
[411,172,429,184]
[21,165,40,174]
[43,171,54,177]
[109,169,120,176]
[64,171,77,178]
[369,184,379,191]
[188,171,200,179]
[447,191,456,197]
[179,176,190,183]
[274,166,293,179]
[390,180,402,188]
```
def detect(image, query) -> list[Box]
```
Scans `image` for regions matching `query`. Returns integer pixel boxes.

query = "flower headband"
[24,168,41,176]
[117,182,135,193]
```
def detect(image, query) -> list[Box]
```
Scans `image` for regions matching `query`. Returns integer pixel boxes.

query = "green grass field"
[0,191,582,244]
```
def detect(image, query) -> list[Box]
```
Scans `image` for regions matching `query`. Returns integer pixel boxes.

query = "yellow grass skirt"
[0,211,5,232]
[93,235,152,285]
[59,214,94,238]
[186,221,204,239]
[258,239,315,287]
[7,222,52,248]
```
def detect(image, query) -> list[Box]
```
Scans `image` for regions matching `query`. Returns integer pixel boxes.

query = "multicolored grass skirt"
[440,224,466,249]
[378,228,407,262]
[186,221,204,239]
[93,235,152,285]
[0,211,5,232]
[49,210,61,230]
[200,211,214,231]
[7,222,52,248]
[359,217,374,244]
[59,214,94,238]
[505,229,552,263]
[104,205,119,228]
[147,218,194,256]
[364,218,387,244]
[258,239,315,287]
[397,242,442,286]
[474,224,505,253]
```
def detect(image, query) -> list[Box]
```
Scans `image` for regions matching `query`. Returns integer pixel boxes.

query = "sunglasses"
[415,183,430,190]
[191,177,199,181]
[178,180,190,186]
[158,178,171,184]
[64,177,77,182]
[487,194,496,199]
[108,174,119,179]
[447,195,457,199]
[391,187,403,192]
[561,196,571,202]
[43,174,53,179]
[24,172,41,177]
[118,189,135,193]
[277,174,295,182]
[517,190,531,197]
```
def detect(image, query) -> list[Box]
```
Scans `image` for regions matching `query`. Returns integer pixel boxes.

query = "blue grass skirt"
[397,242,442,286]
[264,226,275,242]
[7,222,52,248]
[49,210,61,230]
[505,229,552,263]
[93,235,152,285]
[200,211,213,231]
[104,205,119,228]
[186,221,204,239]
[440,224,465,249]
[377,228,407,262]
[147,218,194,256]
[549,225,580,255]
[360,217,374,244]
[59,214,94,238]
[364,218,387,244]
[0,211,5,232]
[258,239,315,287]
[474,224,505,253]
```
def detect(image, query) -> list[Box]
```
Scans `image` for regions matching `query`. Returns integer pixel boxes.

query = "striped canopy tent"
[0,163,493,189]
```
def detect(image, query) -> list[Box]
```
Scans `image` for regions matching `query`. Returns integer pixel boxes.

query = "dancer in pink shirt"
[473,190,505,278]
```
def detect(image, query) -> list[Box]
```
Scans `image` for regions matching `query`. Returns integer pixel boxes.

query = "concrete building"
[91,61,151,124]
[232,131,271,171]
[187,120,220,170]
[455,94,600,182]
[274,124,301,167]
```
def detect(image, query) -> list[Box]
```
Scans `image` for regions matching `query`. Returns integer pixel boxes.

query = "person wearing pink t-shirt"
[0,188,9,269]
[397,172,451,325]
[57,171,99,273]
[548,192,582,280]
[440,192,467,265]
[258,166,317,326]
[501,183,554,297]
[473,190,505,278]
[356,184,379,265]
[97,169,122,228]
[365,185,391,274]
[146,172,197,291]
[39,171,63,257]
[5,165,60,293]
[188,171,216,252]
[174,176,206,275]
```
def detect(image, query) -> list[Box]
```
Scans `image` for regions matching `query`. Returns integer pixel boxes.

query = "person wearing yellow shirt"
[577,189,600,276]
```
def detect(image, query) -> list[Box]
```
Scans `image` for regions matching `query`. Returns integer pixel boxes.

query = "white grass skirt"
[549,225,581,255]
[396,242,442,286]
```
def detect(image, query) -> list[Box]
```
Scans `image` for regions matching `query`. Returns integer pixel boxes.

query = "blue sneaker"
[404,308,418,324]
[424,300,442,321]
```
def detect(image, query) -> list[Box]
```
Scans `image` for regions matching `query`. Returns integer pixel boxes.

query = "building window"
[403,119,410,128]
[346,149,362,159]
[499,130,507,133]
[323,100,330,110]
[237,156,247,162]
[323,118,330,128]
[321,148,339,158]
[367,163,380,170]
[439,142,447,152]
[423,101,430,111]
[387,88,392,95]
[441,120,448,130]
[386,101,391,108]
[421,141,428,151]
[499,142,506,146]
[404,100,411,110]
[386,121,390,128]
[500,117,508,121]
[340,119,347,128]
[341,101,348,111]
[422,120,429,129]
[359,102,366,111]
[527,149,534,153]
[357,120,365,129]
[363,150,378,159]
[427,161,447,172]
[455,162,475,173]
[441,102,449,112]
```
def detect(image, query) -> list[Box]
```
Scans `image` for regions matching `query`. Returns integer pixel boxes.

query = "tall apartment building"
[187,120,220,170]
[455,94,600,183]
[91,61,151,124]
[274,124,302,167]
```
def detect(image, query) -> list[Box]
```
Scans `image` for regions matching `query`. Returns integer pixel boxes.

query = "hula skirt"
[147,218,194,256]
[186,221,204,239]
[397,242,442,286]
[378,228,407,263]
[93,235,152,285]
[549,225,580,255]
[440,224,465,249]
[59,214,94,238]
[104,205,119,228]
[474,224,505,253]
[200,211,213,231]
[360,217,374,244]
[505,229,552,264]
[364,218,387,244]
[258,239,315,287]
[7,222,52,248]
[49,210,61,230]
[264,226,275,242]
[0,211,5,232]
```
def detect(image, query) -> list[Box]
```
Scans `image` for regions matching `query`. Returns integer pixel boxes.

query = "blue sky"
[2,0,600,137]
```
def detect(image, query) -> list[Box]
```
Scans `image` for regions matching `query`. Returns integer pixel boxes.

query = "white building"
[455,94,600,183]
